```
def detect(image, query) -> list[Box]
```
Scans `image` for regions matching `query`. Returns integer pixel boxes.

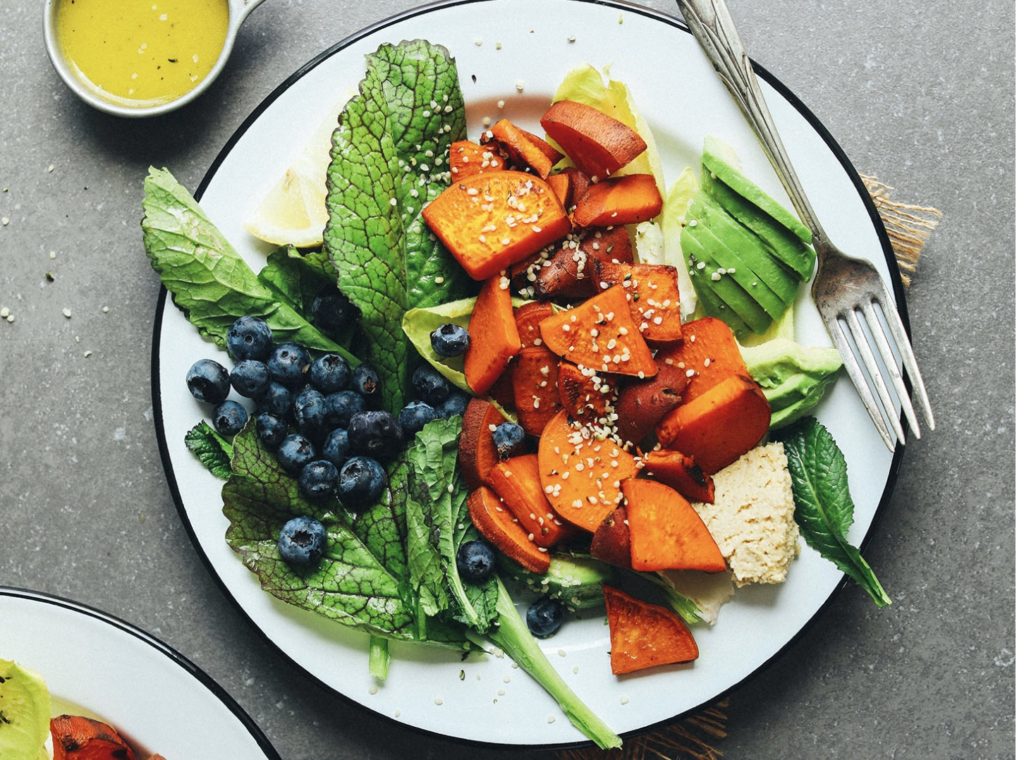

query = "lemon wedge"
[245,94,353,248]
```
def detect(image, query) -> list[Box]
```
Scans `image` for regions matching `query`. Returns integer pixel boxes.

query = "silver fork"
[676,0,934,451]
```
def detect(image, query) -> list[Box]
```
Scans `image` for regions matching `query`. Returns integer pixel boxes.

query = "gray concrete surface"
[0,0,1013,757]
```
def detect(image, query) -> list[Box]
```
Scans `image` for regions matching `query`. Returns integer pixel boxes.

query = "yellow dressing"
[55,0,229,107]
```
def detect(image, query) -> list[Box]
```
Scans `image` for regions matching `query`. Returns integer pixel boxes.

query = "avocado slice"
[680,227,772,333]
[500,554,613,611]
[688,261,750,338]
[740,338,843,428]
[0,660,51,760]
[702,168,816,281]
[702,135,812,244]
[688,196,800,306]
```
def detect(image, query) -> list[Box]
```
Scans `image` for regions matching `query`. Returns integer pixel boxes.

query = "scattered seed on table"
[62,308,72,318]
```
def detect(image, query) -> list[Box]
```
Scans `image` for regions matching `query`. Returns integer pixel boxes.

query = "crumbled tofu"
[692,443,799,587]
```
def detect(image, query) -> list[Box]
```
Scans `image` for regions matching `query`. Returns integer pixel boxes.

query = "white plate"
[152,0,906,748]
[0,588,279,758]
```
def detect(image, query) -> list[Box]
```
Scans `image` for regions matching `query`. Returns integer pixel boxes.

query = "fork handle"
[676,0,829,247]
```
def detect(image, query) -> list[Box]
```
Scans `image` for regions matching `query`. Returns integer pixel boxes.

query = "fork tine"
[847,309,905,446]
[874,289,936,430]
[824,317,896,452]
[864,304,922,439]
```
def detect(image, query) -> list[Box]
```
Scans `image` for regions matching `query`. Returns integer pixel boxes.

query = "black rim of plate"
[0,586,282,759]
[150,0,910,750]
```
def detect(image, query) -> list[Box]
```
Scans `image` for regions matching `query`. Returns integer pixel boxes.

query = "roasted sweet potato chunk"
[465,275,521,395]
[51,715,137,760]
[458,398,505,489]
[421,170,571,280]
[590,507,631,569]
[604,586,699,675]
[593,261,684,343]
[573,174,663,227]
[541,100,647,179]
[487,454,574,548]
[557,362,616,425]
[623,478,726,573]
[547,172,572,209]
[514,301,555,348]
[656,374,770,473]
[539,286,658,378]
[657,317,750,401]
[490,119,557,178]
[615,364,690,445]
[512,346,563,436]
[643,448,715,504]
[468,486,550,573]
[449,140,506,179]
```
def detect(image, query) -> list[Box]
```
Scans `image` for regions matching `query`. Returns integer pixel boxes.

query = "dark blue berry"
[321,428,351,468]
[212,400,248,437]
[430,323,470,357]
[348,411,403,460]
[277,433,316,475]
[277,516,327,570]
[298,460,338,501]
[311,292,357,334]
[412,365,451,406]
[336,456,387,510]
[325,390,365,428]
[526,598,564,638]
[293,387,328,441]
[398,401,439,437]
[456,540,496,584]
[439,391,470,418]
[267,342,311,388]
[227,316,273,362]
[258,382,293,419]
[492,422,526,460]
[186,359,230,403]
[230,359,271,398]
[350,365,381,400]
[256,412,288,448]
[309,353,351,394]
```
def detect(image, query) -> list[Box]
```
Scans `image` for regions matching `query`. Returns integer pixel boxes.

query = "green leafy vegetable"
[325,41,471,413]
[257,246,335,316]
[184,421,233,480]
[779,418,891,607]
[500,554,613,613]
[142,168,355,362]
[369,636,391,681]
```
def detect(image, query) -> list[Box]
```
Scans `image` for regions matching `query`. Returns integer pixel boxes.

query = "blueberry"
[267,342,311,388]
[227,316,273,362]
[325,390,366,428]
[526,598,564,638]
[230,359,271,398]
[298,460,339,501]
[277,516,327,570]
[430,323,470,357]
[456,540,496,584]
[412,365,451,406]
[277,433,316,475]
[337,456,387,510]
[350,365,381,400]
[439,391,470,418]
[398,401,440,437]
[309,353,351,394]
[348,411,403,460]
[212,400,248,437]
[492,422,526,460]
[256,412,288,448]
[293,387,328,441]
[259,382,293,419]
[186,359,230,403]
[321,428,351,467]
[311,292,357,334]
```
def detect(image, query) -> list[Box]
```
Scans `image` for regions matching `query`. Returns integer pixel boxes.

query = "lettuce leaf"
[325,41,471,414]
[184,421,233,480]
[656,168,701,317]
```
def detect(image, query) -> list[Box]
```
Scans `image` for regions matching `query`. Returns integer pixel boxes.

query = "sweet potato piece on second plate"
[593,261,684,343]
[604,586,699,675]
[537,411,641,532]
[490,119,557,178]
[623,478,726,573]
[643,448,715,504]
[51,715,137,760]
[514,301,555,348]
[468,486,550,573]
[573,174,663,227]
[656,374,770,474]
[590,507,631,569]
[487,454,574,548]
[541,100,647,179]
[512,346,563,436]
[449,140,506,179]
[657,317,750,401]
[458,398,505,489]
[465,275,520,395]
[421,170,571,280]
[539,286,657,378]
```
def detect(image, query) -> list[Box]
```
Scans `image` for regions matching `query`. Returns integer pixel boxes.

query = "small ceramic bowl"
[43,0,266,118]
